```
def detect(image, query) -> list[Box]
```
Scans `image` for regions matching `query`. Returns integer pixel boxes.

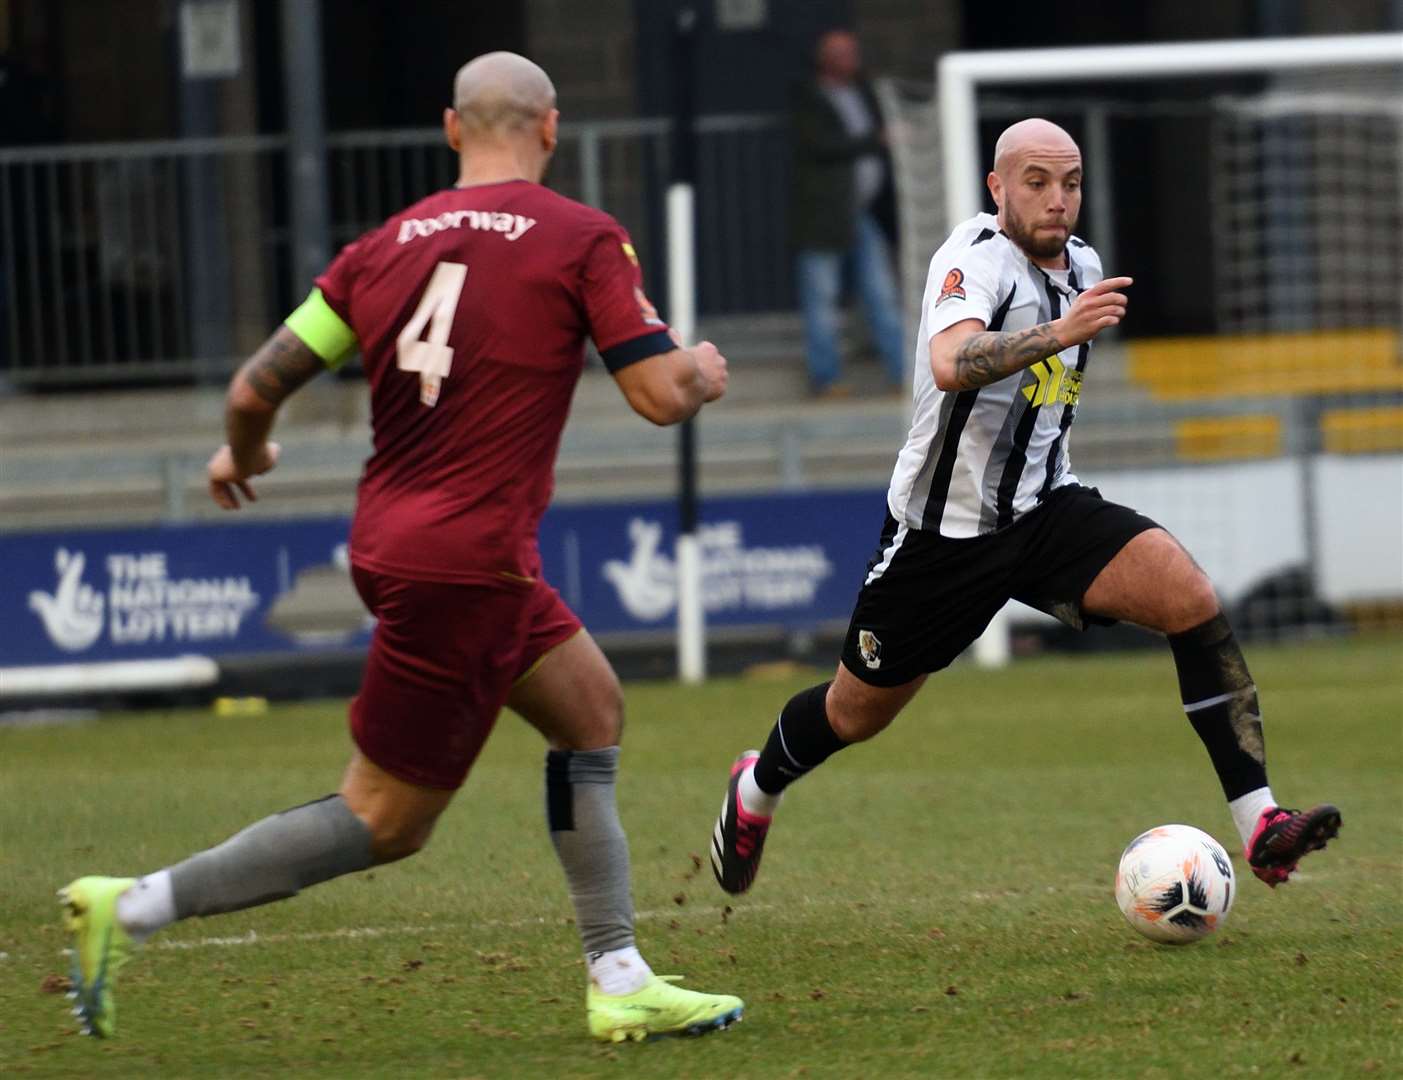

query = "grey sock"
[170,794,374,919]
[545,747,635,955]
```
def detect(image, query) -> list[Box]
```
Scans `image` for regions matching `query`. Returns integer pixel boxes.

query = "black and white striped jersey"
[886,212,1103,539]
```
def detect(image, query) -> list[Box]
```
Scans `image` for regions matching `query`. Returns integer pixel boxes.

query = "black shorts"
[839,484,1159,687]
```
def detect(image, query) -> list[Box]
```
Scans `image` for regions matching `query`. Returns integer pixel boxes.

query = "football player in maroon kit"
[59,52,741,1045]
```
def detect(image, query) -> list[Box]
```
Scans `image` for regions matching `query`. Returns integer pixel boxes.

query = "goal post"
[938,33,1403,232]
[920,33,1403,668]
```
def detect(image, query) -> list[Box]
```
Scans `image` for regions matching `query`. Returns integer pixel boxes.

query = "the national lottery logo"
[28,548,105,652]
[27,548,261,654]
[602,518,834,623]
[602,519,676,621]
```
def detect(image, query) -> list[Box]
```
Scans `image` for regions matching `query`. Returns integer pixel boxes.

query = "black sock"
[751,681,850,795]
[1168,613,1268,801]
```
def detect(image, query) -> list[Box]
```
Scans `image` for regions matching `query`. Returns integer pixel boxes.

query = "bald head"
[993,118,1079,177]
[986,118,1083,266]
[452,51,556,137]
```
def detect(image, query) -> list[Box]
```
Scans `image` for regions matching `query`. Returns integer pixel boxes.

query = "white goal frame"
[934,32,1403,667]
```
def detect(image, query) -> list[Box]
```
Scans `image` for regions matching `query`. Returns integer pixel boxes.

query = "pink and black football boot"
[1245,804,1341,887]
[711,751,772,895]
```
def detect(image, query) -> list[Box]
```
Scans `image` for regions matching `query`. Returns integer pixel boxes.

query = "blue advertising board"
[1,490,888,669]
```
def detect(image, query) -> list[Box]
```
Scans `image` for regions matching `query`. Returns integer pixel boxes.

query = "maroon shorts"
[348,565,583,790]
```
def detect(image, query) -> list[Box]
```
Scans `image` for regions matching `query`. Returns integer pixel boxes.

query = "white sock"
[738,764,781,818]
[114,869,176,942]
[588,945,652,996]
[1229,786,1277,848]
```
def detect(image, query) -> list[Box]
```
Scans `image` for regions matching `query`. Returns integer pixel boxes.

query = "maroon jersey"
[315,181,673,584]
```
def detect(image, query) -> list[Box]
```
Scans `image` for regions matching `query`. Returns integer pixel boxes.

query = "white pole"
[666,184,696,361]
[938,56,981,241]
[938,52,1003,668]
[940,32,1402,87]
[676,532,705,682]
[973,608,1011,667]
[667,181,705,683]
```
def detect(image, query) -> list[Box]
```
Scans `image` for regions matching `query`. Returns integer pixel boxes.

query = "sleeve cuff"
[927,304,995,341]
[284,288,359,369]
[599,330,675,374]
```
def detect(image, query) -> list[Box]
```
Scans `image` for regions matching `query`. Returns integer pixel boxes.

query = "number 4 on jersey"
[396,261,467,406]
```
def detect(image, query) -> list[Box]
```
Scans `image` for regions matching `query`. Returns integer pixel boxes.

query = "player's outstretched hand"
[207,442,280,510]
[693,340,728,403]
[1054,276,1132,348]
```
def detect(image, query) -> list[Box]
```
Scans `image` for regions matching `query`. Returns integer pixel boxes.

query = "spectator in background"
[788,28,906,398]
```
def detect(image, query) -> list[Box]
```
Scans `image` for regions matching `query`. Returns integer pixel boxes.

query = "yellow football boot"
[587,974,743,1043]
[57,876,137,1037]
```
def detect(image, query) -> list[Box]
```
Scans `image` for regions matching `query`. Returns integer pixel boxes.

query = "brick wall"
[526,0,637,118]
[527,1,963,120]
[852,0,962,84]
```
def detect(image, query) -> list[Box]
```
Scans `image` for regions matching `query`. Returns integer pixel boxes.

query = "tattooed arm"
[928,276,1132,392]
[236,325,326,409]
[207,326,325,509]
[928,318,1061,392]
[946,324,1067,390]
[226,326,323,466]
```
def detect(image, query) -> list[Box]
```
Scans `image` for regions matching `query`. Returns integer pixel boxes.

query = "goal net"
[880,34,1403,664]
[1211,76,1402,336]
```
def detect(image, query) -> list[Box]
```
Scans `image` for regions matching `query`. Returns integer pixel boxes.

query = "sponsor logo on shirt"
[935,268,966,307]
[1021,355,1082,408]
[396,210,537,245]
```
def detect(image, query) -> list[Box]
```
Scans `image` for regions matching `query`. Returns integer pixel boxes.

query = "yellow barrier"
[1174,415,1283,461]
[1321,405,1403,454]
[1128,329,1403,400]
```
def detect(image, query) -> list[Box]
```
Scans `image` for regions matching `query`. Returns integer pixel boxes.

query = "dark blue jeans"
[795,212,906,390]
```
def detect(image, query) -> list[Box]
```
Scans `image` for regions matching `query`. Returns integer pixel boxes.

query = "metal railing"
[0,115,790,387]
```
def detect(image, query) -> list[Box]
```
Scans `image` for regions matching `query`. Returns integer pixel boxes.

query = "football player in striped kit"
[711,118,1339,899]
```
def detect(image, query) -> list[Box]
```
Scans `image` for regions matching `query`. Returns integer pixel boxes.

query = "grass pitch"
[2,636,1400,1078]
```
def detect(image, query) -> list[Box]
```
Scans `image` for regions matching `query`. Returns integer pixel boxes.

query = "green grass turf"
[2,636,1400,1078]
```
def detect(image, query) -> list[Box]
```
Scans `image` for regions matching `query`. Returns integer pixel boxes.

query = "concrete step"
[0,310,817,447]
[0,324,1191,533]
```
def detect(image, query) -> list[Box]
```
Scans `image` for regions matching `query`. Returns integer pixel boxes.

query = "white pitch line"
[153,924,447,951]
[133,901,783,953]
[54,881,1120,958]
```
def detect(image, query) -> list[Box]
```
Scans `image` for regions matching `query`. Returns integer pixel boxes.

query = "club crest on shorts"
[857,629,882,670]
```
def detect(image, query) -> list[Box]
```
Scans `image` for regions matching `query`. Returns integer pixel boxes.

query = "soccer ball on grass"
[1115,824,1235,944]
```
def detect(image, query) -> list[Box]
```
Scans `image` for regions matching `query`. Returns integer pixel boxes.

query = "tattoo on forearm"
[953,325,1064,389]
[241,327,324,405]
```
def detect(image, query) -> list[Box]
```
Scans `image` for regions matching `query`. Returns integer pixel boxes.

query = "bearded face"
[991,154,1083,266]
[1001,191,1077,261]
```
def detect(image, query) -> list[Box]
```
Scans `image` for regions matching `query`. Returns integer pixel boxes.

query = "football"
[1115,824,1236,944]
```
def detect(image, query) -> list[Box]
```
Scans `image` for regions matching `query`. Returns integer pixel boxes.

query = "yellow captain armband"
[284,288,358,369]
